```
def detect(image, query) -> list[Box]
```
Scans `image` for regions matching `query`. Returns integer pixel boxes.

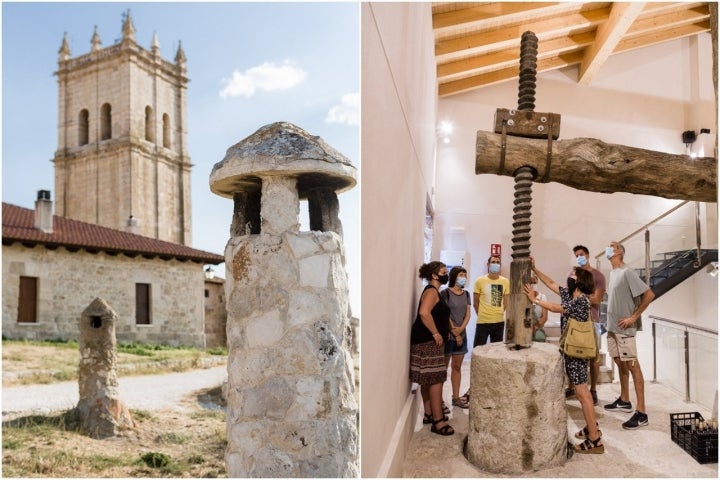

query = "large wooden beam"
[578,2,646,85]
[476,131,717,202]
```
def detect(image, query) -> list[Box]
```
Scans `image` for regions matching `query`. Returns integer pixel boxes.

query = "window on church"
[162,113,171,149]
[100,103,112,140]
[79,109,89,146]
[18,276,38,323]
[135,283,151,325]
[145,106,154,142]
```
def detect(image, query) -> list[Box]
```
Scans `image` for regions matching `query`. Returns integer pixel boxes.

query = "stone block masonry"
[224,231,356,477]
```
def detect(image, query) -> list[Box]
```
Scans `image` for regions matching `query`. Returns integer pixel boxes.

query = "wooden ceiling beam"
[438,51,584,98]
[438,31,595,81]
[578,2,646,85]
[433,2,598,40]
[434,2,712,98]
[627,4,710,37]
[639,2,709,17]
[615,21,711,54]
[435,6,610,57]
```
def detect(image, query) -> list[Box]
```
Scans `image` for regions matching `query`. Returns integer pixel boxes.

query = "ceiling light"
[438,121,454,136]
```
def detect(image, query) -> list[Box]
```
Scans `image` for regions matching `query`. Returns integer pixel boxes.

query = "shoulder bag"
[559,308,596,359]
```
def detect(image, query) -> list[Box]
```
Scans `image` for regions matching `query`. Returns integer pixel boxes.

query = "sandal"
[430,417,455,436]
[461,392,470,403]
[441,401,451,415]
[575,424,602,439]
[452,397,469,409]
[574,436,604,454]
[423,413,447,424]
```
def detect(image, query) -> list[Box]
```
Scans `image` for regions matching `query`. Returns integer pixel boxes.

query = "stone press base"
[466,342,567,474]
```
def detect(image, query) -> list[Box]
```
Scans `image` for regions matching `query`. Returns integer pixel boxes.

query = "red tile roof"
[2,203,224,265]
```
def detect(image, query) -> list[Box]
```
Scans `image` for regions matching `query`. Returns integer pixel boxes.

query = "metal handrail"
[593,201,704,284]
[594,201,690,263]
[595,200,700,266]
[650,315,718,336]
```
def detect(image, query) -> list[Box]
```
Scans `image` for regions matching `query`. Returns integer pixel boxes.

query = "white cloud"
[325,92,359,126]
[219,61,306,98]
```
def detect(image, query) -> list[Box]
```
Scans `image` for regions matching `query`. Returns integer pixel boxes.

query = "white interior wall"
[360,3,437,477]
[434,34,717,347]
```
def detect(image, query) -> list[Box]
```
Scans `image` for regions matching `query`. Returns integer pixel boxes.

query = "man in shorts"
[602,241,655,429]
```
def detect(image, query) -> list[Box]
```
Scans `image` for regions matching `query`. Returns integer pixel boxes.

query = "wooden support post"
[506,258,534,348]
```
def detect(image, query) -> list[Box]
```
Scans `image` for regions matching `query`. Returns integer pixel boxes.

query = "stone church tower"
[53,12,192,245]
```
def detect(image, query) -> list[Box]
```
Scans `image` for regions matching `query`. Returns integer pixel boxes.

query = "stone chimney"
[34,190,53,234]
[126,215,139,235]
[210,122,358,477]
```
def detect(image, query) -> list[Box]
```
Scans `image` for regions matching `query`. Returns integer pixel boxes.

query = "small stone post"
[76,297,135,438]
[210,122,358,477]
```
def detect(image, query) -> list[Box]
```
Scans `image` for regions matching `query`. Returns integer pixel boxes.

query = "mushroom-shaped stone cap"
[210,122,357,199]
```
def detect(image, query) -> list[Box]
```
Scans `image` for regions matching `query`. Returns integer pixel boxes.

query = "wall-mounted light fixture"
[438,121,454,144]
[683,128,711,158]
[204,265,215,280]
[706,261,718,278]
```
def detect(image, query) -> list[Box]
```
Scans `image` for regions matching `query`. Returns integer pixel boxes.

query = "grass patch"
[156,432,191,445]
[18,369,77,385]
[131,409,154,421]
[2,407,226,477]
[140,451,172,468]
[2,339,227,388]
[191,409,226,421]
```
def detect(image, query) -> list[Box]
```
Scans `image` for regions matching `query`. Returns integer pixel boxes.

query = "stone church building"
[2,13,226,349]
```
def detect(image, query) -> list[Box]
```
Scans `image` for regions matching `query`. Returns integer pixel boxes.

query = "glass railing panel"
[652,316,718,409]
[688,330,718,410]
[654,322,687,397]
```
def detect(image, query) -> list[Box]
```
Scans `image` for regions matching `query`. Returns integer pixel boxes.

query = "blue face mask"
[576,255,588,267]
[456,277,467,288]
[489,263,501,274]
[605,246,615,259]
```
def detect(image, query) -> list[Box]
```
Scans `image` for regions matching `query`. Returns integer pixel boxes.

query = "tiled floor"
[403,358,718,477]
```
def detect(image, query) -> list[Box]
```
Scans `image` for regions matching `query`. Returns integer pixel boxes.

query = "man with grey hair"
[602,241,655,429]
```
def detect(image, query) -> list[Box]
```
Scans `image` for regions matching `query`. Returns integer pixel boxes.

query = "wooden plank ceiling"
[434,2,712,98]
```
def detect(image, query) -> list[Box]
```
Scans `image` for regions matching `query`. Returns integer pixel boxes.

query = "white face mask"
[489,263,501,274]
[605,246,615,259]
[576,255,588,267]
[456,277,467,288]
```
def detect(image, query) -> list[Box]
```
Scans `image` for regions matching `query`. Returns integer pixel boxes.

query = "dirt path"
[2,365,227,419]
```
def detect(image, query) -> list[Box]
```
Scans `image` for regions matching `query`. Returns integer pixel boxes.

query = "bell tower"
[53,11,192,245]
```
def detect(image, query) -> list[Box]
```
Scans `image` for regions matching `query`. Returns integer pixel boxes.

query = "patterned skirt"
[409,340,447,385]
[564,353,589,386]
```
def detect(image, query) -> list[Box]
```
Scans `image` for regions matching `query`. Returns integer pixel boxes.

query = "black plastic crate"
[670,412,718,464]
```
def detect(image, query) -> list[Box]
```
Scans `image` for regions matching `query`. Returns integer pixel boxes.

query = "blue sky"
[2,1,361,315]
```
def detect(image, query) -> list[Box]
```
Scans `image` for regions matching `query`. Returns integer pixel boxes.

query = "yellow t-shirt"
[473,274,509,324]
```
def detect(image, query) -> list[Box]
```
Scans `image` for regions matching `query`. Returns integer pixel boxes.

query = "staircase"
[637,249,718,299]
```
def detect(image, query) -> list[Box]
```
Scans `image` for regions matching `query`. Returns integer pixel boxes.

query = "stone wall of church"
[2,243,206,347]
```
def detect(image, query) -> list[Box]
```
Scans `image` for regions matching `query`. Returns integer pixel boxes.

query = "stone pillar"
[210,122,358,477]
[466,342,567,474]
[76,297,135,439]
